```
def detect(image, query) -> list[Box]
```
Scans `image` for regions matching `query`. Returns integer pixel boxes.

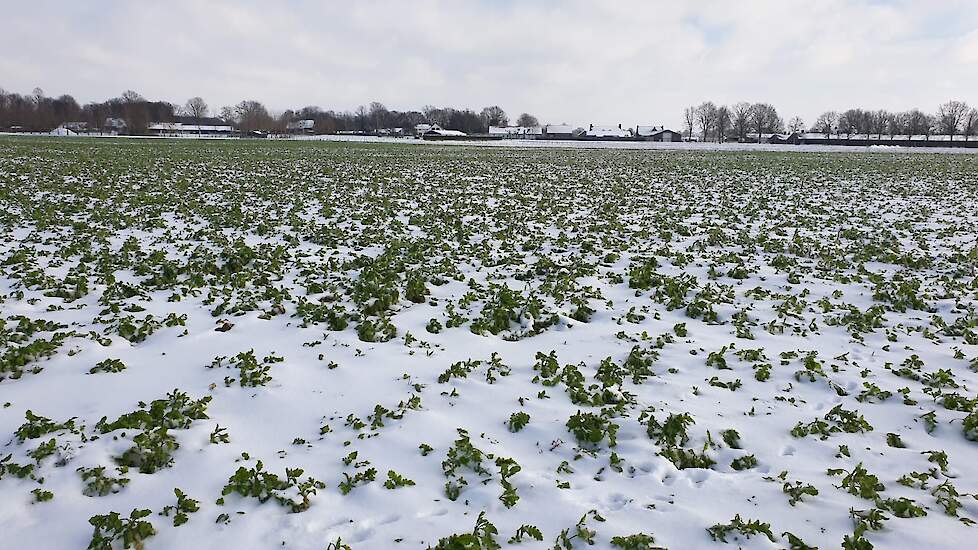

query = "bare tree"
[841,109,874,138]
[731,102,752,142]
[355,105,368,132]
[219,105,236,125]
[515,113,539,127]
[869,110,890,139]
[235,100,272,133]
[368,102,388,132]
[184,97,208,134]
[481,106,508,127]
[683,106,695,141]
[121,90,144,103]
[887,111,906,138]
[924,113,936,141]
[812,111,837,137]
[695,101,718,142]
[184,97,208,120]
[963,108,978,141]
[119,90,148,134]
[859,110,873,138]
[904,109,929,139]
[716,106,731,143]
[749,103,782,142]
[837,109,861,138]
[937,100,969,140]
[787,116,805,134]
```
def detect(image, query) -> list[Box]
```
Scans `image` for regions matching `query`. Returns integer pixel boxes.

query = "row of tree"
[683,102,790,143]
[0,87,539,135]
[6,86,974,140]
[811,102,978,140]
[0,88,177,134]
[685,100,978,142]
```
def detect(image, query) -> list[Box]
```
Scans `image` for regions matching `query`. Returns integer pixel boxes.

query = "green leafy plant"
[87,508,156,550]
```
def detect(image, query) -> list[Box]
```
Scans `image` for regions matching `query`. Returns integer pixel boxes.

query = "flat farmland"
[1,137,977,549]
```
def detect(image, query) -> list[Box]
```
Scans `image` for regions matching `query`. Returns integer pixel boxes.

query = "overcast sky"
[3,0,977,128]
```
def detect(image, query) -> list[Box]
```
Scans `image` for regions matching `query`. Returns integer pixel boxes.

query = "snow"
[49,127,76,136]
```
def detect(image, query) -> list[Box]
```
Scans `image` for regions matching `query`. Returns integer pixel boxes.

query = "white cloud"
[3,0,977,129]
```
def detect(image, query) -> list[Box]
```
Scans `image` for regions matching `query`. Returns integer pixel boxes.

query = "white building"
[286,119,315,133]
[488,125,543,138]
[586,124,632,138]
[104,118,127,132]
[148,120,233,136]
[422,127,467,138]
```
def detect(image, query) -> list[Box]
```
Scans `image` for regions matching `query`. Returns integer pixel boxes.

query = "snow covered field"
[1,137,977,549]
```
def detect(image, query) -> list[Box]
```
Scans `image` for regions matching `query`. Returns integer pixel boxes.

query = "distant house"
[743,132,799,144]
[767,132,800,144]
[488,125,543,139]
[104,118,127,132]
[636,125,683,142]
[585,124,632,138]
[415,123,435,136]
[635,125,661,137]
[541,124,577,140]
[148,116,233,136]
[62,121,89,133]
[286,119,315,134]
[422,127,467,139]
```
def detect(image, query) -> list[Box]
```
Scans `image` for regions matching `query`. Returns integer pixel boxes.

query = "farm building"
[62,121,89,133]
[636,125,683,142]
[586,124,632,138]
[422,127,467,139]
[742,133,796,144]
[488,125,543,139]
[104,118,127,132]
[148,116,233,136]
[767,132,801,144]
[541,124,578,140]
[286,119,315,134]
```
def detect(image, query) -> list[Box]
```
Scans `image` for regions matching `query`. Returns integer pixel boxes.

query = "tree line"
[5,85,974,141]
[0,86,539,135]
[685,100,978,142]
[683,102,789,143]
[0,88,176,134]
[811,102,978,141]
